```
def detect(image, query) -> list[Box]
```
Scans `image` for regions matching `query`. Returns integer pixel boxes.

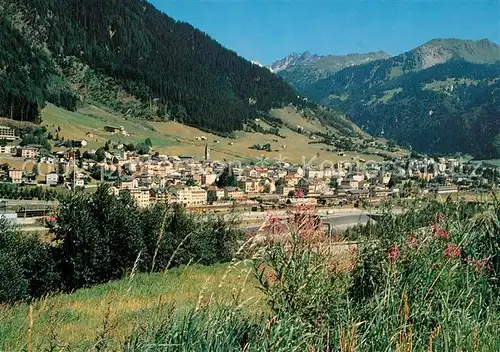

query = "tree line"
[0,185,242,303]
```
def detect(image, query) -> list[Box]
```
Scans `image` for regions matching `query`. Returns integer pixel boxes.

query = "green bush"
[0,184,243,304]
[0,218,60,303]
[53,186,147,290]
[49,185,242,295]
[140,203,242,272]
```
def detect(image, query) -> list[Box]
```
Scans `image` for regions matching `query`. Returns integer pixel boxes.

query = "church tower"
[204,144,210,161]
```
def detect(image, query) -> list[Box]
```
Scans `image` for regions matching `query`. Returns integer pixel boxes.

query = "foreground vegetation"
[0,184,243,304]
[0,263,261,350]
[1,195,499,350]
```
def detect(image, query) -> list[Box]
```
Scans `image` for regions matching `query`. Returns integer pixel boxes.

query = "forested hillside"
[0,0,308,133]
[0,12,52,122]
[303,39,500,158]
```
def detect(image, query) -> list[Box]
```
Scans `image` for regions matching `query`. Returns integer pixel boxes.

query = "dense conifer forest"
[0,0,307,133]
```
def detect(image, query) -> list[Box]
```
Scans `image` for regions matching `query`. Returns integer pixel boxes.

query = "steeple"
[204,144,210,161]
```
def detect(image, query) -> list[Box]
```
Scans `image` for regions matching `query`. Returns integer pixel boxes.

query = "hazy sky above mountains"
[153,0,500,65]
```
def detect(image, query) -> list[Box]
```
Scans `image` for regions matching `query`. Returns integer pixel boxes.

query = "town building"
[276,184,295,196]
[430,185,458,195]
[122,188,151,208]
[379,173,392,185]
[73,178,85,188]
[239,179,259,193]
[0,145,15,155]
[201,173,217,186]
[306,169,324,179]
[168,185,207,205]
[16,146,38,159]
[0,126,17,141]
[207,186,225,202]
[9,169,23,184]
[45,173,59,186]
[150,188,171,203]
[204,144,210,160]
[224,187,243,200]
[118,177,139,189]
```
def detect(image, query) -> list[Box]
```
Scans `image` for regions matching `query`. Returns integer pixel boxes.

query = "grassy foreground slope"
[42,104,383,163]
[1,199,499,351]
[0,262,261,351]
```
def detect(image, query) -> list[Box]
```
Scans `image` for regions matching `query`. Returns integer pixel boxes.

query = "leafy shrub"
[0,218,60,303]
[140,203,242,272]
[53,187,147,290]
[0,239,28,303]
[251,199,500,350]
[44,185,241,297]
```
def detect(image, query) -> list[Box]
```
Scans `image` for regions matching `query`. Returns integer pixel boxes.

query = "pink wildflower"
[436,212,445,223]
[475,259,492,272]
[433,224,449,239]
[295,189,304,198]
[388,242,400,262]
[257,264,265,275]
[443,243,461,259]
[245,232,255,241]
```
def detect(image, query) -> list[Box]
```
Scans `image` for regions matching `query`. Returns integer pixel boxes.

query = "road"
[19,226,50,233]
[239,208,379,232]
[324,213,373,231]
[6,202,394,235]
[0,199,59,206]
[236,208,368,221]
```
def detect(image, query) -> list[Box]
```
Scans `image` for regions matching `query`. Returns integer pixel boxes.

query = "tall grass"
[2,198,499,350]
[126,198,499,351]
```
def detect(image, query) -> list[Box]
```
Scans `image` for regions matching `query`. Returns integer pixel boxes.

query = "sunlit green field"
[41,103,383,164]
[0,262,262,351]
[42,104,179,152]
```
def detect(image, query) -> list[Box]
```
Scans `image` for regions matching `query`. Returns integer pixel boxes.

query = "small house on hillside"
[0,144,15,155]
[104,125,122,134]
[45,173,59,186]
[9,169,23,184]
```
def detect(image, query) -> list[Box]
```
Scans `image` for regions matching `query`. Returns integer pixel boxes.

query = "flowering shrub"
[254,198,500,351]
[432,224,449,238]
[407,235,418,249]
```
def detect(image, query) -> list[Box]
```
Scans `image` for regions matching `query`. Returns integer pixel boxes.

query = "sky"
[150,0,500,65]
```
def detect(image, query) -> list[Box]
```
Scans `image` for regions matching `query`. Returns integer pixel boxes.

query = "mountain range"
[272,39,500,158]
[268,51,391,91]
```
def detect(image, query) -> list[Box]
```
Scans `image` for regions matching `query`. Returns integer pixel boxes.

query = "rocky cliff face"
[268,52,321,73]
[268,51,391,91]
